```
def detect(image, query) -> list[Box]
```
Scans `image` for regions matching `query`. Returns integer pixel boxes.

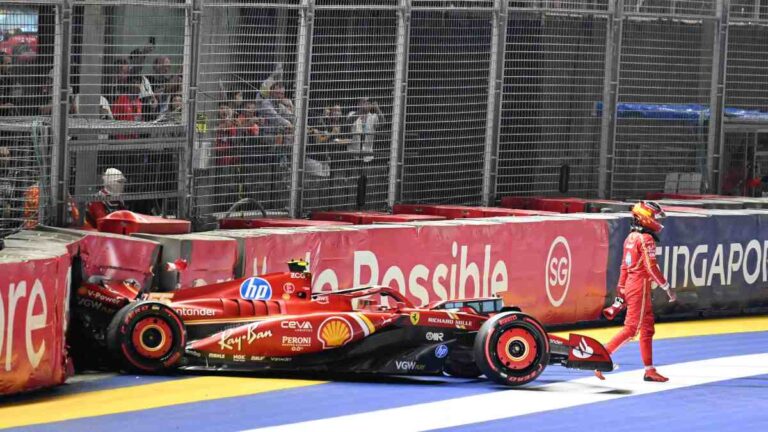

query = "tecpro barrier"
[0,231,77,396]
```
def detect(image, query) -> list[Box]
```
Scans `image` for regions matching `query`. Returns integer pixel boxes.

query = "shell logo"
[318,317,353,349]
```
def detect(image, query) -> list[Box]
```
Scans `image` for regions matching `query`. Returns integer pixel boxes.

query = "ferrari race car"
[72,260,613,386]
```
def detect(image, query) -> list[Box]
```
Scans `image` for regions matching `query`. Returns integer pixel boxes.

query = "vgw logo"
[240,277,272,300]
[546,236,572,308]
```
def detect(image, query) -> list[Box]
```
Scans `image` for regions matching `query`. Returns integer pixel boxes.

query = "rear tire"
[473,312,549,386]
[107,301,186,373]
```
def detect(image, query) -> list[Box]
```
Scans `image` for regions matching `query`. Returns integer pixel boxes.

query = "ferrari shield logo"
[410,312,420,325]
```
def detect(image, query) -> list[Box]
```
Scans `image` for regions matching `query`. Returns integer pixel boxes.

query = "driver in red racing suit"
[597,201,677,382]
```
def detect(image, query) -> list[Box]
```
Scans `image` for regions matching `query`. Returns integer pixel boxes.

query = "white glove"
[660,283,676,302]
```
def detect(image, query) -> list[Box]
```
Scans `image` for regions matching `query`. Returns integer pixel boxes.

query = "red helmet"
[631,200,666,233]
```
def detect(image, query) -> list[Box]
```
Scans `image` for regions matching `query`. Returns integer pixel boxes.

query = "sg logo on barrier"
[240,277,272,301]
[546,236,572,308]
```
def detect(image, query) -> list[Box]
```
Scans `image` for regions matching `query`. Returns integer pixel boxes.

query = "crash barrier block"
[132,233,238,291]
[235,216,610,326]
[532,198,588,213]
[583,200,633,213]
[392,204,559,218]
[499,196,538,209]
[0,230,77,396]
[97,211,191,236]
[499,196,629,214]
[392,204,487,219]
[40,226,161,291]
[605,209,768,316]
[219,218,352,229]
[310,211,446,224]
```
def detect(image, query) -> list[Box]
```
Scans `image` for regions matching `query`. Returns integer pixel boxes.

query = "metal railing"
[2,0,766,235]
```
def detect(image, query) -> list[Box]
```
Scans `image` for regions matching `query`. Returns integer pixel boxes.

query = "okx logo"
[546,236,572,307]
[240,277,272,300]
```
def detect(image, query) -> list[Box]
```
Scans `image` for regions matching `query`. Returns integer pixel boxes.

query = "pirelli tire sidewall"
[107,301,187,373]
[473,312,550,386]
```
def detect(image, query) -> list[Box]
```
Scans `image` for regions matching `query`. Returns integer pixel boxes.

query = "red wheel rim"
[131,318,173,359]
[495,328,538,370]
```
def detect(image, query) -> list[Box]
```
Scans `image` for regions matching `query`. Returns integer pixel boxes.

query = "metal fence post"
[388,0,411,209]
[708,0,727,194]
[481,0,507,207]
[183,0,203,220]
[53,0,72,226]
[290,0,315,218]
[598,0,623,199]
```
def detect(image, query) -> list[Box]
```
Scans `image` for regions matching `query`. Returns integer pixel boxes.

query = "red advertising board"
[241,219,609,325]
[0,254,72,395]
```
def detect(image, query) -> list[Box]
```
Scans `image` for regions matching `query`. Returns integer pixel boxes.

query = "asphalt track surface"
[2,316,767,432]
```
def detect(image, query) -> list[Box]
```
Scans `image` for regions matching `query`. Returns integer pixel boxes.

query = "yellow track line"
[0,376,324,430]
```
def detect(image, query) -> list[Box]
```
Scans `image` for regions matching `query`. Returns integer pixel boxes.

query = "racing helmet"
[631,200,666,233]
[102,168,126,196]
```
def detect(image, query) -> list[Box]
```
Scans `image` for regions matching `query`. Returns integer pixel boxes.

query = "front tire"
[107,301,186,373]
[473,312,549,386]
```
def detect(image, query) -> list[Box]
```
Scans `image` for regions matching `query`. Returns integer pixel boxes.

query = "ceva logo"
[546,236,572,307]
[240,277,272,300]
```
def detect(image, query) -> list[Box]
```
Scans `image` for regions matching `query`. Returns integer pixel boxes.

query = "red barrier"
[499,196,539,209]
[311,211,446,224]
[97,211,191,235]
[133,233,238,291]
[392,204,557,218]
[78,233,161,289]
[0,254,72,395]
[532,198,588,213]
[392,204,486,219]
[219,218,352,229]
[239,219,608,325]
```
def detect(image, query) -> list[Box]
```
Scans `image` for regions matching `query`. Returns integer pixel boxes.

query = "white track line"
[241,353,768,432]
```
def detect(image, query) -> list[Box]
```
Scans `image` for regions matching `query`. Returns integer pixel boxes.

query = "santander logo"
[571,337,594,359]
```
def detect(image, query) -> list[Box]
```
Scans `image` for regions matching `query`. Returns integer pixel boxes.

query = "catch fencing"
[0,0,764,234]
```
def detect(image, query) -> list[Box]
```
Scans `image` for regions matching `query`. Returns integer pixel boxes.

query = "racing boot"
[643,367,669,382]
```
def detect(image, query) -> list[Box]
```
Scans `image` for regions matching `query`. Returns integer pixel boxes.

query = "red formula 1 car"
[71,261,613,386]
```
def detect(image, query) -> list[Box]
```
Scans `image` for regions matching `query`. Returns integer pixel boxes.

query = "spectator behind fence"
[36,68,81,116]
[86,168,128,228]
[22,181,80,229]
[229,90,244,117]
[0,53,22,116]
[147,56,172,97]
[157,74,182,116]
[214,102,239,167]
[237,101,271,198]
[156,94,183,123]
[111,74,143,139]
[348,97,382,163]
[258,63,295,147]
[310,105,346,177]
